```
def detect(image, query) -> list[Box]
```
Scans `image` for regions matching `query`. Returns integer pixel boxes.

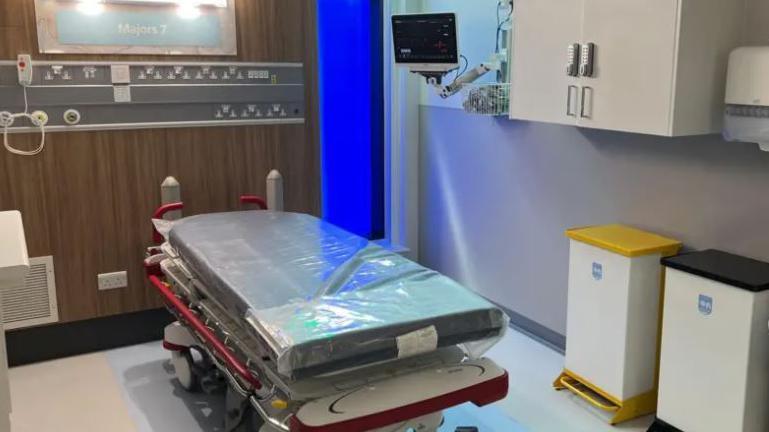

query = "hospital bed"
[144,197,510,432]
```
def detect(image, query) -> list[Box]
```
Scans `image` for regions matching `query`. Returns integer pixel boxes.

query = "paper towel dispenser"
[724,47,769,151]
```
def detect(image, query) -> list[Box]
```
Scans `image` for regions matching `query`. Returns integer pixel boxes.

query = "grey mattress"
[168,211,507,379]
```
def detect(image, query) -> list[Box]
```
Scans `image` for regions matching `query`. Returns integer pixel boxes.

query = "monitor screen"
[392,13,458,65]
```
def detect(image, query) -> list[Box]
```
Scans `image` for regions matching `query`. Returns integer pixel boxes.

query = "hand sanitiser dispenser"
[724,47,769,151]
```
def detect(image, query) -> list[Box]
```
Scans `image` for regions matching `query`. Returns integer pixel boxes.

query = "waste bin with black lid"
[649,249,769,432]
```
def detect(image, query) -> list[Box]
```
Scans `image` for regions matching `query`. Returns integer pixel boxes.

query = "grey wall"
[419,107,769,337]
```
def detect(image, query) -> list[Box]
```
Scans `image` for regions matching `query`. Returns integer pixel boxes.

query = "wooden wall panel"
[0,0,320,323]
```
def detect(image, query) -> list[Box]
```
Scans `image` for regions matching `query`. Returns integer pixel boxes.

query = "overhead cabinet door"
[510,0,583,126]
[509,0,741,136]
[577,0,680,135]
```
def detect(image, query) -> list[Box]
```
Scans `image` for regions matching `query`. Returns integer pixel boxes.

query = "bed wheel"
[171,350,199,392]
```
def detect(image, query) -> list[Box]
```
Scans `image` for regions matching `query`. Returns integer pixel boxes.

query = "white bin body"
[565,240,664,401]
[657,269,769,432]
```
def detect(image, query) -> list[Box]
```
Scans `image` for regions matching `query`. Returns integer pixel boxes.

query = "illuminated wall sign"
[56,10,221,47]
[101,0,228,6]
[34,0,237,55]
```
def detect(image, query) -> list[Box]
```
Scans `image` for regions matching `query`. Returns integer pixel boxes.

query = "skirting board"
[495,304,566,354]
[5,308,174,367]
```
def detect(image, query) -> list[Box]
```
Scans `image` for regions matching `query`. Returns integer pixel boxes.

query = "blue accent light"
[317,0,384,239]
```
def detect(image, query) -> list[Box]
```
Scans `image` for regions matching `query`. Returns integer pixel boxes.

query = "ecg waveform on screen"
[392,14,458,64]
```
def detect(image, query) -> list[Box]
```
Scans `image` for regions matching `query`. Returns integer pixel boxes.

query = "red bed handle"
[152,202,184,244]
[152,197,265,244]
[240,195,268,210]
[148,275,262,390]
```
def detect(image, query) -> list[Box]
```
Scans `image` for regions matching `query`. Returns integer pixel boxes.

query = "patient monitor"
[392,12,500,99]
[392,13,460,77]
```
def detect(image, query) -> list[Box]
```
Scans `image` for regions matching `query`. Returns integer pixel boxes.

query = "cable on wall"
[496,0,514,55]
[1,88,47,157]
[1,56,48,157]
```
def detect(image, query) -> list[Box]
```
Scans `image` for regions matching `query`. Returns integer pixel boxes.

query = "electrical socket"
[98,271,128,291]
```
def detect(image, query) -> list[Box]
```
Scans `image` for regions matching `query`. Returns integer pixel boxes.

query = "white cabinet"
[578,0,678,134]
[510,0,745,136]
[508,0,583,126]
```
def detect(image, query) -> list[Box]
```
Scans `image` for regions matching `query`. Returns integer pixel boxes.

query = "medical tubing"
[149,275,263,390]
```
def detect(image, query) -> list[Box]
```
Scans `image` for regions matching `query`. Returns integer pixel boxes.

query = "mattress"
[168,211,508,379]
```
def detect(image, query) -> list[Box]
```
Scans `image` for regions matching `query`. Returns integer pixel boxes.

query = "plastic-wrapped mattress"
[168,211,508,380]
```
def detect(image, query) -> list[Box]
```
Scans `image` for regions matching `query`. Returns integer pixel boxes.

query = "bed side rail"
[148,275,263,390]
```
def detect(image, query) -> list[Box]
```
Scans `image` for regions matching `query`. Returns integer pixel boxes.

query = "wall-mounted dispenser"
[724,47,769,151]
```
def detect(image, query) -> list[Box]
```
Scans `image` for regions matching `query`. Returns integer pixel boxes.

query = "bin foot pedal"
[647,418,683,432]
[553,370,657,425]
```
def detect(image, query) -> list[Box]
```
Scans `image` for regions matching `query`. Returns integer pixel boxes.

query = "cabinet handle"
[579,42,596,78]
[580,86,593,119]
[567,85,578,117]
[566,43,581,77]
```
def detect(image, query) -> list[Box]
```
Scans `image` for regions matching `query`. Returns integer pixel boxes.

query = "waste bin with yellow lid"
[554,224,682,424]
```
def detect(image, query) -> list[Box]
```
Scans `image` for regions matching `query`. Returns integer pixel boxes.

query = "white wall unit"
[510,0,746,136]
[0,211,30,432]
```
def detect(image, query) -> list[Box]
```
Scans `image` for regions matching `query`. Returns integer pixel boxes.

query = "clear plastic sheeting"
[168,211,508,379]
[152,218,176,242]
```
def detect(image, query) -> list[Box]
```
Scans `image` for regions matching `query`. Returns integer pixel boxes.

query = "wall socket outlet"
[98,271,128,291]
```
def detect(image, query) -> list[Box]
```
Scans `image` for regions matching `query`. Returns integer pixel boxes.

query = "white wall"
[385,0,424,259]
[414,0,769,338]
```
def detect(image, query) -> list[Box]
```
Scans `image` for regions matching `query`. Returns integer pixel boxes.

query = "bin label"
[592,262,603,281]
[698,294,713,316]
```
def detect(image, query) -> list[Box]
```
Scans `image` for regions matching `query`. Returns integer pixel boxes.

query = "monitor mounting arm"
[414,58,499,99]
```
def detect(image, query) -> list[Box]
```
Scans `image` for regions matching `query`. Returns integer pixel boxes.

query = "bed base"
[146,200,509,432]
